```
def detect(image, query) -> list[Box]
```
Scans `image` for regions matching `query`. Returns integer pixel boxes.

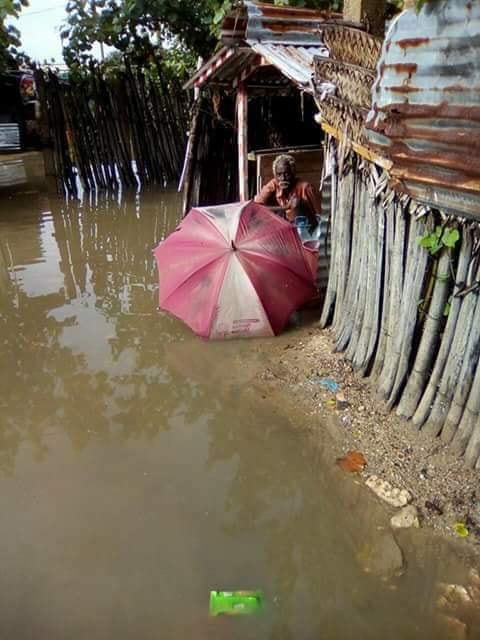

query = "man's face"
[274,161,294,191]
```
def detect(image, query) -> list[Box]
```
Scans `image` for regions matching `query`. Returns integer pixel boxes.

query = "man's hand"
[285,195,300,220]
[288,195,300,211]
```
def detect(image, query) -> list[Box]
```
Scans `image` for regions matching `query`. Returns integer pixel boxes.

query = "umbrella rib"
[235,221,291,247]
[195,209,233,244]
[237,248,314,286]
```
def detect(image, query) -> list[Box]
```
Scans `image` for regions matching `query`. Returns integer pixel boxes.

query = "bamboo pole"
[442,290,480,445]
[320,145,339,328]
[180,99,202,215]
[376,200,406,396]
[422,262,480,438]
[332,165,355,332]
[344,175,369,361]
[354,182,381,371]
[377,202,411,399]
[360,194,386,375]
[386,213,430,409]
[412,229,472,429]
[335,170,364,351]
[396,249,452,419]
[371,198,395,379]
[105,78,137,187]
[462,377,480,468]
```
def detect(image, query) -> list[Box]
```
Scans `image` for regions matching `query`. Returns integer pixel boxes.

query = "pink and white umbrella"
[154,201,318,339]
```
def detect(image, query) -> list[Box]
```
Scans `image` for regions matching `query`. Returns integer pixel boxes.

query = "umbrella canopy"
[154,201,318,339]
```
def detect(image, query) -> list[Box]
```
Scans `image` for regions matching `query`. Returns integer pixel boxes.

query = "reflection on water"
[0,188,180,473]
[0,151,47,191]
[0,158,27,187]
[0,186,477,640]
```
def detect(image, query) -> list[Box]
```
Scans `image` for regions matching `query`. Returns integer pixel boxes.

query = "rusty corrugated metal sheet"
[242,1,340,45]
[184,47,256,89]
[221,1,341,46]
[249,43,328,89]
[365,0,480,219]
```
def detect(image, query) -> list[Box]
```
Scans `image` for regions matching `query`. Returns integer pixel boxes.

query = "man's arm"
[301,183,322,232]
[254,179,276,205]
[304,183,322,217]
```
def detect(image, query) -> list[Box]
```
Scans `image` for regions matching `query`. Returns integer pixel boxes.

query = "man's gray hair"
[273,154,296,175]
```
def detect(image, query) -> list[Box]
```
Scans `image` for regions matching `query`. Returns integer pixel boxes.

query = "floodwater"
[0,155,477,640]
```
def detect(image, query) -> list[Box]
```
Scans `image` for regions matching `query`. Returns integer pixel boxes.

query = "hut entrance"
[182,60,325,213]
[181,1,336,212]
[246,88,323,200]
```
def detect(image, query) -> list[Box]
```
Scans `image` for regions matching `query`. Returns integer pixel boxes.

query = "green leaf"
[442,228,460,249]
[453,522,469,538]
[213,8,225,24]
[418,235,433,249]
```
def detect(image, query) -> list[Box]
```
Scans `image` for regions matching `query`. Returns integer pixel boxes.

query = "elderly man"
[254,154,322,232]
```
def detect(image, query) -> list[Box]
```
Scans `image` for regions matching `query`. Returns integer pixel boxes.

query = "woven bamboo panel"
[320,26,382,71]
[314,58,375,109]
[314,95,368,144]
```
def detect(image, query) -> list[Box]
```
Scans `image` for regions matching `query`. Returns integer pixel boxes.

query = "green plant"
[0,0,29,72]
[417,226,460,256]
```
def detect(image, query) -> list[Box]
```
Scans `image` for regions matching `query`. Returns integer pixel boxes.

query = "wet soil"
[255,322,480,555]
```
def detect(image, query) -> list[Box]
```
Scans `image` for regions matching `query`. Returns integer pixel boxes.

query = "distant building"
[0,71,40,152]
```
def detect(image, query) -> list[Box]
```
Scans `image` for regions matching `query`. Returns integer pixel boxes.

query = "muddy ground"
[255,323,480,555]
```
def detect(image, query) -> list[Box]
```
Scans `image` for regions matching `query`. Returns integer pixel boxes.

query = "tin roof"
[249,42,328,87]
[185,1,337,91]
[365,0,480,219]
[222,1,341,46]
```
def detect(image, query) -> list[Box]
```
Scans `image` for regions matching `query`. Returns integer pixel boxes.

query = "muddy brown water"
[0,157,477,639]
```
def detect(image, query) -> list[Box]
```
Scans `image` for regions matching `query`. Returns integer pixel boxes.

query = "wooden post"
[343,0,386,37]
[237,82,248,201]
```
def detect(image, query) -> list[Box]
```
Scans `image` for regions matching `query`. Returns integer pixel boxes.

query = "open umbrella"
[154,201,318,339]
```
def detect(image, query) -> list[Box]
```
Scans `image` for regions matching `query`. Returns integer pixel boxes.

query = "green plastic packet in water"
[209,590,264,616]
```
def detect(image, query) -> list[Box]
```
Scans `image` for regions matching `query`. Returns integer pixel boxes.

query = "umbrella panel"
[155,202,318,339]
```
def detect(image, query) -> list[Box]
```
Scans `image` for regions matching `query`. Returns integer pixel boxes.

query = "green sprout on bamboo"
[417,226,460,256]
[443,296,452,318]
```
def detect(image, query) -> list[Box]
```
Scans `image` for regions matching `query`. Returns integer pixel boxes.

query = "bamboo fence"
[321,137,480,470]
[35,62,189,196]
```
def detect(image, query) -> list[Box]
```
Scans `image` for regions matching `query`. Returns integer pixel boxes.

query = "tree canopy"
[0,0,29,72]
[61,0,343,71]
[62,0,222,67]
